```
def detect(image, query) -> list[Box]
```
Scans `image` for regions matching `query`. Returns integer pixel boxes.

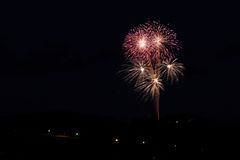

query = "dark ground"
[0,112,239,159]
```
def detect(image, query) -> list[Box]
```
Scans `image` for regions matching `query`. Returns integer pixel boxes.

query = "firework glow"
[122,21,184,120]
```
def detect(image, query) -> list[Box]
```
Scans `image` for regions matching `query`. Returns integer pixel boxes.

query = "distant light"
[176,120,179,124]
[115,138,119,142]
[48,129,51,133]
[75,132,79,136]
[142,140,146,144]
[174,144,177,148]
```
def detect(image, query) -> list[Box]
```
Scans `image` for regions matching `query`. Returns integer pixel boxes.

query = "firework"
[148,21,179,61]
[161,58,184,84]
[135,70,163,100]
[123,60,163,99]
[122,21,184,120]
[123,60,150,84]
[123,26,151,61]
[123,21,178,62]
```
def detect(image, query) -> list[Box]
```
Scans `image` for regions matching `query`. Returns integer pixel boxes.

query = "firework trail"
[122,21,184,120]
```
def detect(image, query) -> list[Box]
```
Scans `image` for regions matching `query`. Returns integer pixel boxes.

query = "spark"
[167,64,172,69]
[153,78,159,84]
[138,38,147,49]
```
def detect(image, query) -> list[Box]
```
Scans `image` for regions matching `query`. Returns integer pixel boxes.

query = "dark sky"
[0,1,239,123]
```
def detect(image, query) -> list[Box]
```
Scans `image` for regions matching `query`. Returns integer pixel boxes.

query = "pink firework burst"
[147,21,179,61]
[123,25,152,61]
[123,21,179,63]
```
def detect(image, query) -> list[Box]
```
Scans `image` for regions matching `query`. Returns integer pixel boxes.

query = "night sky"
[0,1,239,124]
